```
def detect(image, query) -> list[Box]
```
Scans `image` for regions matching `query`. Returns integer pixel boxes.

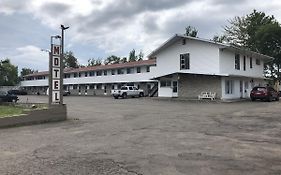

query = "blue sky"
[0,0,281,71]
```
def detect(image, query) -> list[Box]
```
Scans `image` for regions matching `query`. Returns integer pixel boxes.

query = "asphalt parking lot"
[1,95,281,175]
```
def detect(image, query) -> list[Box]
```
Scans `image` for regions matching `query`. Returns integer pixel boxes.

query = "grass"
[0,106,24,118]
[0,104,49,118]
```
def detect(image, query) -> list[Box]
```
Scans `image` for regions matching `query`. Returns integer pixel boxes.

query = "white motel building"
[20,34,273,100]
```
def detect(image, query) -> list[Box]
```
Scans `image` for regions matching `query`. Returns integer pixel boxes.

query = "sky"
[0,0,281,71]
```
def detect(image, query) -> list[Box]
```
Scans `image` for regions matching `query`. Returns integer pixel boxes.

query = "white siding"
[219,49,264,78]
[152,39,220,77]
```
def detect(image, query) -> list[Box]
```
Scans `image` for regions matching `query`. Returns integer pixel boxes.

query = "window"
[74,73,77,77]
[73,84,78,89]
[160,80,171,87]
[137,67,141,73]
[250,57,253,68]
[225,80,234,94]
[128,86,133,90]
[89,71,95,76]
[117,69,124,74]
[180,53,190,70]
[182,39,186,45]
[97,84,101,89]
[85,72,88,77]
[243,56,246,71]
[96,71,102,76]
[127,68,131,74]
[104,70,107,76]
[111,69,115,75]
[121,86,127,90]
[256,59,261,65]
[146,66,150,72]
[235,54,240,70]
[78,72,81,77]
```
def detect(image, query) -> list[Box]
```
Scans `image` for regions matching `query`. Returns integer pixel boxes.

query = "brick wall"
[178,74,221,99]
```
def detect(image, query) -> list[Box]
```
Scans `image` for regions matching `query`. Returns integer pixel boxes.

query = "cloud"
[11,45,49,71]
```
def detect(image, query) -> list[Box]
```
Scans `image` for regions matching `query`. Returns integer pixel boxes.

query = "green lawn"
[0,106,24,118]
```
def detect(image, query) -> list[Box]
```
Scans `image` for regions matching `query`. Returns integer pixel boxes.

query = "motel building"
[20,34,273,100]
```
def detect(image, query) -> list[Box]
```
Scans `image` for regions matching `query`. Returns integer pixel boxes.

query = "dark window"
[85,72,88,77]
[89,71,95,76]
[127,68,132,74]
[256,59,261,65]
[74,73,77,77]
[137,67,141,73]
[73,85,78,89]
[250,57,253,68]
[243,56,246,71]
[78,73,81,77]
[146,66,150,72]
[225,80,234,94]
[121,87,127,90]
[128,86,133,90]
[104,70,107,76]
[96,71,102,76]
[160,80,171,87]
[117,69,124,74]
[180,53,190,70]
[182,39,186,45]
[235,54,240,70]
[89,84,94,89]
[97,84,101,89]
[111,69,115,75]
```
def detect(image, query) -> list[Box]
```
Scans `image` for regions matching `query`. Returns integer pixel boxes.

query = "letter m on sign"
[52,45,61,56]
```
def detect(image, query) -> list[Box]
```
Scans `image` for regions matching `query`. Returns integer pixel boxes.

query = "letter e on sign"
[53,80,60,90]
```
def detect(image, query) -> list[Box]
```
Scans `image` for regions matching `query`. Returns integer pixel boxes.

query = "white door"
[172,81,178,97]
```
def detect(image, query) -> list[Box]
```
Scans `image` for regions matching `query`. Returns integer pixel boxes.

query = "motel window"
[243,56,246,71]
[180,53,190,70]
[235,54,240,70]
[89,71,95,76]
[104,70,107,76]
[225,80,234,94]
[73,85,78,89]
[97,84,102,89]
[127,68,133,74]
[78,72,81,77]
[137,67,141,73]
[250,57,253,68]
[117,69,124,74]
[96,71,102,76]
[89,84,94,89]
[111,69,115,75]
[146,66,150,72]
[74,73,77,77]
[256,59,261,65]
[160,80,171,87]
[85,72,88,77]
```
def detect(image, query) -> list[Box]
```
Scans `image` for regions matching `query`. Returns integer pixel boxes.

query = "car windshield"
[121,87,127,90]
[253,87,266,91]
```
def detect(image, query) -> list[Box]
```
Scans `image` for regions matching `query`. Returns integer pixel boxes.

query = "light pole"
[60,24,69,105]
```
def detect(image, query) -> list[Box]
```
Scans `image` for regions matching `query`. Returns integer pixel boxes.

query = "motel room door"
[172,81,178,97]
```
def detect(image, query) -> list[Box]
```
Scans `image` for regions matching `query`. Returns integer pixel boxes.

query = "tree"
[138,50,144,61]
[104,55,120,65]
[64,51,79,68]
[88,58,102,66]
[19,68,37,81]
[185,26,198,37]
[221,10,281,79]
[0,59,18,86]
[120,57,127,63]
[129,49,137,62]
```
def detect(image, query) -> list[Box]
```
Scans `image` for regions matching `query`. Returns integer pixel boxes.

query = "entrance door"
[240,81,243,98]
[172,81,178,97]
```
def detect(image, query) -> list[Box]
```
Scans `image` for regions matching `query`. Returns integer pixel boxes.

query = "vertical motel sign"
[49,43,63,105]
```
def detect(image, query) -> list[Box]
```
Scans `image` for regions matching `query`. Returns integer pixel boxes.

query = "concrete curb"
[0,104,67,128]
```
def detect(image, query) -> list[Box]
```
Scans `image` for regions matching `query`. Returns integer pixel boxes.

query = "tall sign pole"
[60,24,70,105]
[49,35,62,106]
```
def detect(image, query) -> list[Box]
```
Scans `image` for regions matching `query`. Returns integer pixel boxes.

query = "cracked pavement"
[1,96,281,175]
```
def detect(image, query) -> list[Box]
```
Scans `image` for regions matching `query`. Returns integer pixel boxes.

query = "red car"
[250,86,279,102]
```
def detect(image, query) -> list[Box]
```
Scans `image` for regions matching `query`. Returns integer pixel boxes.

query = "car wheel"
[267,95,272,102]
[139,92,144,97]
[114,96,118,99]
[122,93,127,99]
[251,97,256,101]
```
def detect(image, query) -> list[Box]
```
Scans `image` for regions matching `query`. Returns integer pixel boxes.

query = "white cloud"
[11,45,49,71]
